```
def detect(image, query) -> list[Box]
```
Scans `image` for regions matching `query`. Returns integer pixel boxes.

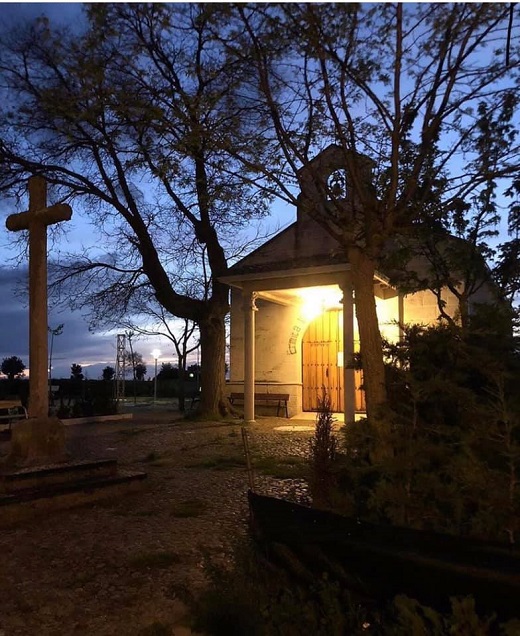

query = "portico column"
[341,276,356,425]
[398,291,405,342]
[243,290,258,424]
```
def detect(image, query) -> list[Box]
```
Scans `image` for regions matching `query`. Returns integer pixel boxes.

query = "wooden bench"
[0,400,28,432]
[229,392,290,418]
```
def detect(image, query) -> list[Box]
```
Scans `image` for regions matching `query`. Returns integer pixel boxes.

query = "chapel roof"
[225,211,346,279]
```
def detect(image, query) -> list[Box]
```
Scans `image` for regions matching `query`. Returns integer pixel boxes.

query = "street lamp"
[48,323,64,385]
[151,349,161,405]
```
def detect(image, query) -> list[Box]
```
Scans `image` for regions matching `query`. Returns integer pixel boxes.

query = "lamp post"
[151,349,160,405]
[48,323,64,389]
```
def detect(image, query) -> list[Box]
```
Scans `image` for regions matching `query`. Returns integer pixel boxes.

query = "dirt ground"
[0,408,315,636]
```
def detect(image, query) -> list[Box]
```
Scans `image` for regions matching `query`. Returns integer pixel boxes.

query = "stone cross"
[6,176,72,419]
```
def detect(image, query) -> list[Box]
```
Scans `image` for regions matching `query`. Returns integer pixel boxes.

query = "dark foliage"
[70,363,84,381]
[337,307,520,544]
[1,356,26,381]
[308,391,338,507]
[101,366,115,381]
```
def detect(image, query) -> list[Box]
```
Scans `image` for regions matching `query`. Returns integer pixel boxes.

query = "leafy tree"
[111,291,199,411]
[495,238,520,305]
[495,179,520,310]
[123,350,146,379]
[134,362,147,382]
[101,365,115,381]
[187,363,202,377]
[1,355,26,380]
[123,344,147,393]
[0,4,273,418]
[236,3,520,447]
[70,363,84,381]
[387,95,518,331]
[157,363,178,381]
[339,309,520,543]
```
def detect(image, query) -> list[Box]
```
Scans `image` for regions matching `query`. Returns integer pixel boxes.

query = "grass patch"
[186,455,246,470]
[148,459,172,467]
[129,550,181,570]
[143,451,160,463]
[171,498,208,518]
[132,508,157,517]
[137,622,172,636]
[119,427,147,437]
[254,455,309,479]
[113,508,157,517]
[140,451,173,467]
[72,571,97,588]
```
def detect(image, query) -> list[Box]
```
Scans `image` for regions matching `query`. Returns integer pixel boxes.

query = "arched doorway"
[302,309,365,412]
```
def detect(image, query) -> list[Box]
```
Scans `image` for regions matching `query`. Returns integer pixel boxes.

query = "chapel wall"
[375,295,400,343]
[403,288,459,326]
[229,290,304,382]
[228,289,305,417]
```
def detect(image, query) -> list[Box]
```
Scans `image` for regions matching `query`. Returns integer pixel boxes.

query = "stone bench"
[0,400,28,432]
[229,392,290,418]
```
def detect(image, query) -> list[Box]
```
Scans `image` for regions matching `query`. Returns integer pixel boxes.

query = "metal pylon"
[115,333,126,407]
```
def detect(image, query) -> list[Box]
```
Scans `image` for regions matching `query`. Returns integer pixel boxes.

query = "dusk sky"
[0,3,511,381]
[0,3,294,379]
[0,5,138,379]
[0,3,108,380]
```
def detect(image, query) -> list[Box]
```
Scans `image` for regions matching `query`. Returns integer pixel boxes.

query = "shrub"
[308,390,338,508]
[340,315,520,542]
[191,539,370,636]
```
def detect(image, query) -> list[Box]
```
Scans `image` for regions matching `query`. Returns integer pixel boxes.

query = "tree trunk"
[177,353,186,413]
[458,292,469,332]
[198,311,228,418]
[348,246,392,459]
[349,247,387,413]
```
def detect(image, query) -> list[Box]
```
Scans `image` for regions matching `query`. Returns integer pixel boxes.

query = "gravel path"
[0,411,316,636]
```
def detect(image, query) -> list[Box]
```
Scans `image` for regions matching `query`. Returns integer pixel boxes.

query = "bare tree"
[123,305,198,413]
[234,3,520,443]
[0,4,274,418]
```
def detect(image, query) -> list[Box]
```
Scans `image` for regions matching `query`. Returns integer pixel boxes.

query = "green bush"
[86,380,117,415]
[308,391,338,508]
[338,311,520,542]
[387,595,519,636]
[191,540,370,636]
[191,539,520,634]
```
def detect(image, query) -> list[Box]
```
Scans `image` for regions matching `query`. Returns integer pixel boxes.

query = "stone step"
[0,458,119,494]
[0,469,147,527]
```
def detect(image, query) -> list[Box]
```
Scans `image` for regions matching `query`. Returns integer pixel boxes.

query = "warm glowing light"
[151,349,161,359]
[298,286,342,320]
[300,301,322,321]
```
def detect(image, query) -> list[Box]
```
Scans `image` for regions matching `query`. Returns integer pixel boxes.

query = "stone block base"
[6,416,68,467]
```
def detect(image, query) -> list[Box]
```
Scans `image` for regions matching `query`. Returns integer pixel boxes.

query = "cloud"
[0,268,29,360]
[0,267,115,378]
[0,266,173,380]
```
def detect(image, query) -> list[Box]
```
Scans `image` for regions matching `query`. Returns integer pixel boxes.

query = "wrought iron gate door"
[302,309,365,412]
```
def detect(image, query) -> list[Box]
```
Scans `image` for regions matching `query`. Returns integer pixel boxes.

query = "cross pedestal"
[5,176,72,465]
